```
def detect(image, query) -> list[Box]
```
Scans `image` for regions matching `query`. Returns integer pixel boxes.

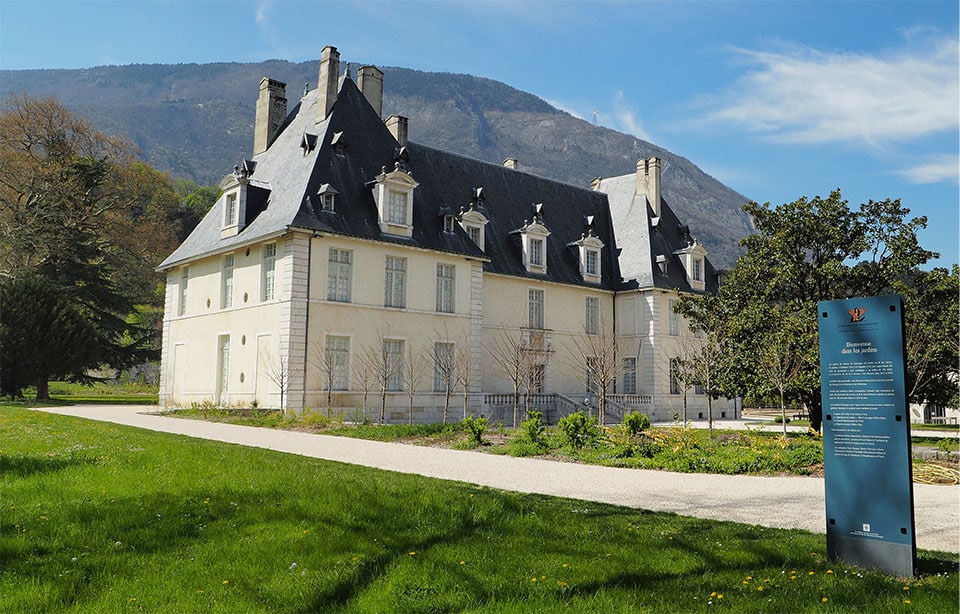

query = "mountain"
[0,60,753,268]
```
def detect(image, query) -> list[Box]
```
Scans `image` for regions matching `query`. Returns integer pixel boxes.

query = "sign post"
[818,295,915,577]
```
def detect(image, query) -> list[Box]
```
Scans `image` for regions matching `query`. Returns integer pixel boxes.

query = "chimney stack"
[254,78,287,155]
[636,157,661,217]
[503,157,518,170]
[386,115,408,147]
[357,65,384,118]
[317,46,340,122]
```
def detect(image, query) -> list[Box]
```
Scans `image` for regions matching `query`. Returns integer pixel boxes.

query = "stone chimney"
[503,157,518,170]
[636,157,661,217]
[317,46,340,122]
[357,65,384,118]
[386,115,408,147]
[253,78,287,155]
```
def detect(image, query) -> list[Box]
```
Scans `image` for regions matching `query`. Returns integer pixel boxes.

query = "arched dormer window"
[371,162,418,238]
[517,217,550,275]
[458,187,489,251]
[571,232,604,284]
[673,241,708,291]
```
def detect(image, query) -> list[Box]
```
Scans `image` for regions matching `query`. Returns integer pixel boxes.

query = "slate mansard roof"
[159,75,623,292]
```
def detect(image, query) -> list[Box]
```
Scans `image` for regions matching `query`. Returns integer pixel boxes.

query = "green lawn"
[2,405,957,613]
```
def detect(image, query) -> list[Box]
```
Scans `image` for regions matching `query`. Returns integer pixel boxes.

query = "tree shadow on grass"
[0,453,94,478]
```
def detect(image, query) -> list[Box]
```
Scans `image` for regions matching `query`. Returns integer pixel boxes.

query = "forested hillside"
[1,60,753,267]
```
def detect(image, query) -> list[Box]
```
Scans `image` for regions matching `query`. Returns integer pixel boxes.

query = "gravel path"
[32,405,960,554]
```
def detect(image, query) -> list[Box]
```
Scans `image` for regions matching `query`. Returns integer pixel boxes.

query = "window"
[178,267,189,316]
[669,358,682,395]
[530,237,544,267]
[585,249,599,276]
[585,296,600,335]
[385,256,406,308]
[668,299,680,336]
[693,258,703,282]
[321,192,335,212]
[436,264,455,313]
[327,248,352,302]
[443,215,456,233]
[433,342,455,392]
[695,383,705,395]
[467,225,481,247]
[262,243,276,301]
[221,254,234,309]
[528,363,545,394]
[387,190,407,224]
[217,335,230,405]
[528,288,544,330]
[324,336,350,391]
[383,339,404,391]
[623,357,637,394]
[225,193,237,226]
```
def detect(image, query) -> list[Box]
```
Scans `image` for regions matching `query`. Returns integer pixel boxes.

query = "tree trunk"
[780,388,787,436]
[804,389,823,433]
[35,377,50,401]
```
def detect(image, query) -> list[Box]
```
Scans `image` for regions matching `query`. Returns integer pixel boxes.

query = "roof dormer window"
[371,162,418,238]
[443,214,457,233]
[569,217,604,284]
[317,183,339,213]
[219,160,255,239]
[674,240,708,291]
[517,217,550,275]
[458,188,490,251]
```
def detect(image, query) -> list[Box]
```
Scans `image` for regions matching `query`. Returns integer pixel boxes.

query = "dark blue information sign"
[818,295,915,577]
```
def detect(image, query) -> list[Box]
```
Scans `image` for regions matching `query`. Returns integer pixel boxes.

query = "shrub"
[622,411,650,436]
[461,415,488,447]
[521,410,547,449]
[558,411,600,449]
[773,415,791,424]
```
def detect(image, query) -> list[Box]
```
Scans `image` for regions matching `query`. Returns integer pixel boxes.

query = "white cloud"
[611,90,653,142]
[898,154,960,185]
[256,0,272,25]
[696,35,959,149]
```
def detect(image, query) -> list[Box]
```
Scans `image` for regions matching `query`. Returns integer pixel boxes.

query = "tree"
[430,336,457,424]
[401,342,428,425]
[0,275,98,398]
[453,337,474,420]
[569,316,619,425]
[0,95,182,397]
[265,355,289,411]
[676,190,938,432]
[487,329,526,428]
[755,312,811,435]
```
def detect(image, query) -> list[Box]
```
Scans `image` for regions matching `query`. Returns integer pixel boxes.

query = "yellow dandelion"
[459,561,465,565]
[668,536,673,540]
[562,564,568,568]
[129,598,137,602]
[718,594,723,599]
[821,597,828,603]
[531,577,537,582]
[757,585,764,591]
[904,599,911,604]
[808,571,816,575]
[710,592,717,597]
[351,557,358,561]
[746,576,753,580]
[409,551,416,556]
[742,580,750,585]
[222,580,229,585]
[826,569,833,574]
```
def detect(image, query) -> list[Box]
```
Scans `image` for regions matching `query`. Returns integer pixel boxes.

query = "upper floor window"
[436,264,455,313]
[317,183,339,213]
[585,249,599,276]
[692,258,703,282]
[585,296,600,335]
[443,214,457,233]
[528,288,544,330]
[221,254,234,309]
[385,256,407,308]
[530,238,544,267]
[262,243,277,301]
[327,248,352,302]
[572,231,604,284]
[178,267,189,316]
[668,299,680,336]
[467,225,482,246]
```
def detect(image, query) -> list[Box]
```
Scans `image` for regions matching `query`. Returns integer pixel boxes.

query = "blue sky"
[1,0,957,267]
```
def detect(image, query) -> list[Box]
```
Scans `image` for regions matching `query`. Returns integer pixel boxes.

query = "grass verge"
[2,405,957,613]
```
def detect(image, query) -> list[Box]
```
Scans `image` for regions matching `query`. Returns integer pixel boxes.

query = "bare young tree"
[431,336,457,424]
[684,331,725,437]
[402,342,428,425]
[453,336,474,420]
[357,331,402,424]
[757,321,810,435]
[308,338,336,413]
[487,328,526,427]
[659,336,698,423]
[265,355,289,412]
[568,316,619,425]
